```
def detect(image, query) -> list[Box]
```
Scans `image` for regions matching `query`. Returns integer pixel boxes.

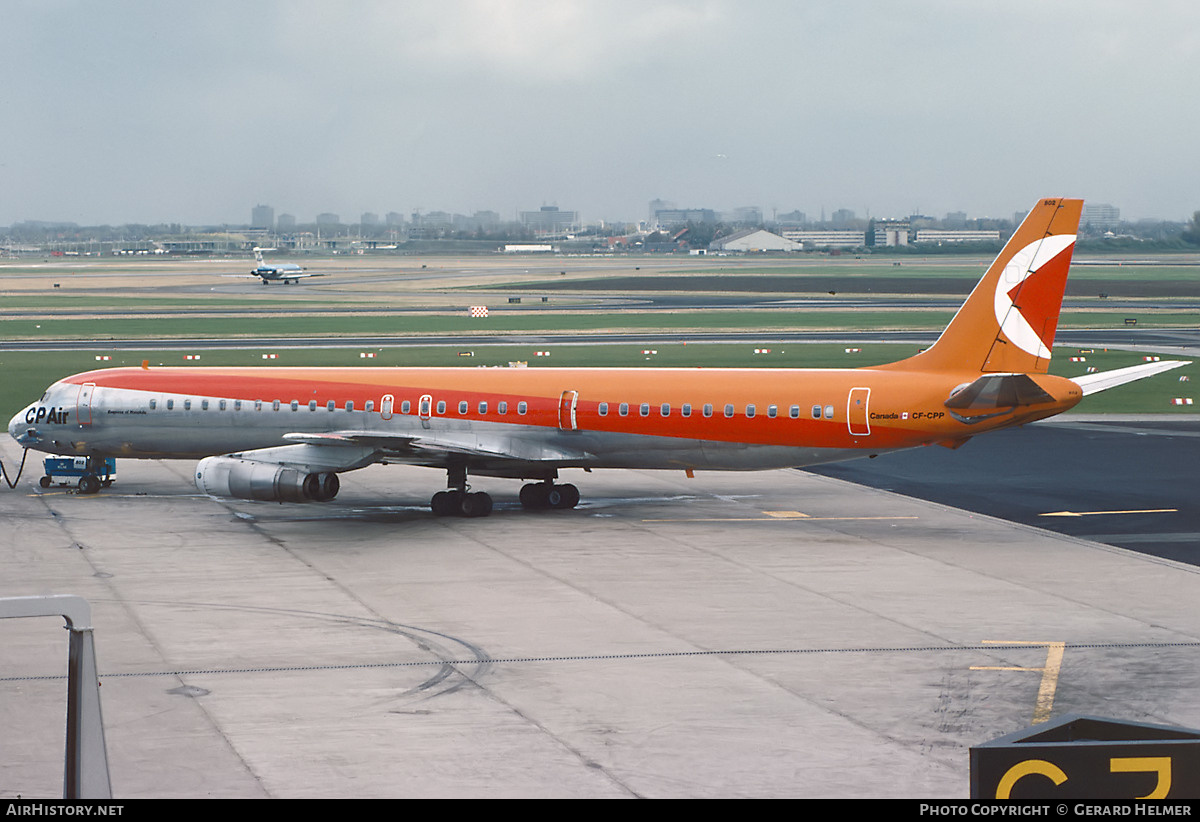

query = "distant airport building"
[874,220,910,247]
[781,229,866,249]
[276,213,296,230]
[520,206,579,234]
[710,229,798,252]
[724,206,763,225]
[653,208,718,227]
[385,211,405,227]
[1082,203,1121,231]
[915,229,1002,244]
[361,212,380,228]
[648,199,676,224]
[251,204,274,229]
[413,211,455,231]
[775,210,807,227]
[470,210,502,231]
[316,213,341,226]
[831,208,857,226]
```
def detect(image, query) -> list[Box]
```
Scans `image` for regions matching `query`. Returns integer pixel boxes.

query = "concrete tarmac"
[2,438,1200,798]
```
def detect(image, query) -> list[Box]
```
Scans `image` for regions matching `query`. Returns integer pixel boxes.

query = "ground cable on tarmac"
[0,449,28,489]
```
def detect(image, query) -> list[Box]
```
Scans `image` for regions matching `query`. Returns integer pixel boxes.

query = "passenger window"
[619,403,629,416]
[346,401,354,412]
[702,404,713,418]
[167,399,174,410]
[436,400,446,414]
[824,405,834,419]
[219,399,226,411]
[290,400,299,411]
[498,401,508,415]
[459,400,468,414]
[235,400,243,411]
[518,401,527,415]
[149,399,157,410]
[272,400,281,411]
[400,400,410,414]
[309,401,317,411]
[768,405,777,418]
[681,403,691,417]
[811,405,821,419]
[746,404,756,418]
[724,404,734,418]
[184,399,192,410]
[789,405,799,419]
[639,403,650,417]
[365,400,374,412]
[201,399,209,411]
[328,400,336,411]
[478,401,487,414]
[660,403,670,417]
[598,402,608,416]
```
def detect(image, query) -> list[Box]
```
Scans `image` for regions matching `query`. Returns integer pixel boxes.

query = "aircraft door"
[418,394,433,429]
[380,394,394,420]
[847,387,870,436]
[76,382,96,427]
[558,390,579,431]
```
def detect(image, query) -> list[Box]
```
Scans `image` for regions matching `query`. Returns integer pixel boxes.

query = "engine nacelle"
[195,456,340,503]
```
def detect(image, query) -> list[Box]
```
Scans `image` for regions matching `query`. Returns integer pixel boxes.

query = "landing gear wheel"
[431,490,461,516]
[557,483,580,509]
[432,490,493,517]
[520,482,580,510]
[460,491,493,518]
[519,483,542,509]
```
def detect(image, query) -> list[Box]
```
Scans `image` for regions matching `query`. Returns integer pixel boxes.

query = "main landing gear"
[430,463,494,518]
[519,481,580,511]
[430,489,494,518]
[428,466,581,518]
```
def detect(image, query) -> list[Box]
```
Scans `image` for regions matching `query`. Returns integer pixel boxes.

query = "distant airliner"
[8,199,1188,514]
[248,248,324,285]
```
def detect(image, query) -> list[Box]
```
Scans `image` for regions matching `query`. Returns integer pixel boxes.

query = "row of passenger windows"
[597,402,835,420]
[146,397,531,415]
[144,397,835,420]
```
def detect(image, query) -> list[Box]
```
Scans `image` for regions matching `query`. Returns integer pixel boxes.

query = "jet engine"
[195,456,340,503]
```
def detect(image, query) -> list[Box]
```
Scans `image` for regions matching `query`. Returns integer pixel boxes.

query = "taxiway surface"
[3,434,1200,798]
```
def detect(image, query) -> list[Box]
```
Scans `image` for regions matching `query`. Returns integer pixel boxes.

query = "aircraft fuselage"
[8,364,1082,476]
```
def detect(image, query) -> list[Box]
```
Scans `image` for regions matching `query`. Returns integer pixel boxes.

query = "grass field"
[5,307,1200,341]
[2,253,1197,422]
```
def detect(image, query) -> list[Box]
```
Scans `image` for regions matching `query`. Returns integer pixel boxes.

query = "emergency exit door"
[847,387,870,436]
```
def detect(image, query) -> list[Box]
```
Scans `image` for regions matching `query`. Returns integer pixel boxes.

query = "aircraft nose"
[9,406,41,446]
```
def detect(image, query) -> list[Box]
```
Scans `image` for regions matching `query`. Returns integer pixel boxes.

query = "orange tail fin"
[887,198,1082,375]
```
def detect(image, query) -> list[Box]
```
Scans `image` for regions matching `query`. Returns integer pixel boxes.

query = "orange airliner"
[8,198,1187,515]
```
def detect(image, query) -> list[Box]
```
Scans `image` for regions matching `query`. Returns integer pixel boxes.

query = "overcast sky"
[4,0,1198,226]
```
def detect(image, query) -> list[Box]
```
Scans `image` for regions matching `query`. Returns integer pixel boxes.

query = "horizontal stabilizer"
[945,373,1055,410]
[1070,360,1189,395]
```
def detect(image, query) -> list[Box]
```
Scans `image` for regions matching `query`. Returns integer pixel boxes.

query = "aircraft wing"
[281,430,589,464]
[1069,360,1189,395]
[214,442,382,474]
[220,272,327,279]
